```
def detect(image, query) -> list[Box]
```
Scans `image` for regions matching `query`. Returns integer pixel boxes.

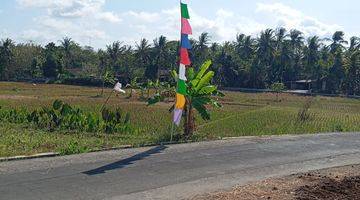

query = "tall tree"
[327,50,345,93]
[0,38,14,80]
[106,41,124,74]
[60,37,75,69]
[150,35,168,80]
[289,29,304,81]
[344,37,360,95]
[256,29,275,85]
[193,32,211,68]
[304,36,323,90]
[135,38,151,69]
[42,42,62,79]
[273,28,289,82]
[330,31,348,54]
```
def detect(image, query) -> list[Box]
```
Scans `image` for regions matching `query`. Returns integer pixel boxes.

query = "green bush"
[0,100,132,134]
[59,140,89,155]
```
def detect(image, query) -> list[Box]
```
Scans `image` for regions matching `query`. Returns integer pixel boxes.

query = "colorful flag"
[181,3,190,19]
[173,108,183,126]
[173,1,192,126]
[179,64,187,80]
[181,18,192,35]
[181,34,192,49]
[175,93,186,109]
[180,48,191,65]
[177,79,187,95]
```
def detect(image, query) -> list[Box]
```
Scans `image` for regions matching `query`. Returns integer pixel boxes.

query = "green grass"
[0,82,359,157]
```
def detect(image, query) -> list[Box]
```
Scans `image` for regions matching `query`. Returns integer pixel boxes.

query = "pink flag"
[173,108,183,126]
[181,18,192,35]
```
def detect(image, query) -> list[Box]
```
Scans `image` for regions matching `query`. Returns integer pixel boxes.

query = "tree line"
[0,28,359,95]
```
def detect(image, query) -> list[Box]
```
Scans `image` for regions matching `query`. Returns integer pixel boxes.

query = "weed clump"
[0,99,132,134]
[297,97,314,122]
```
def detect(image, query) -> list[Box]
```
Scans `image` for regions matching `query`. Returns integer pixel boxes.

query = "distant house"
[290,80,314,90]
[285,79,328,94]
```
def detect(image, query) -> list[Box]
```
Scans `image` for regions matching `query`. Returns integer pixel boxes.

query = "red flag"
[180,48,191,65]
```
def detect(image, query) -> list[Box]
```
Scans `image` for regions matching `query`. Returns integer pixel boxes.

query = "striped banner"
[173,1,192,126]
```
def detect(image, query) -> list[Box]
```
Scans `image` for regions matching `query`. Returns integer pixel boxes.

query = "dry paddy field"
[0,82,359,157]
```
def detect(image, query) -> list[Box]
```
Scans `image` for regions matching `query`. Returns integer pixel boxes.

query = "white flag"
[179,64,187,81]
[114,82,126,94]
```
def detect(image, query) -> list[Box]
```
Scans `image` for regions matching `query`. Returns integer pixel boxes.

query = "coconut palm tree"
[289,29,304,50]
[135,38,151,69]
[152,35,168,79]
[275,27,287,50]
[330,31,348,54]
[305,36,321,75]
[242,35,255,58]
[257,29,275,63]
[60,37,74,69]
[256,29,275,84]
[106,41,124,73]
[344,37,360,95]
[305,36,323,90]
[194,32,211,67]
[0,38,14,80]
[348,36,360,52]
[276,40,292,82]
[288,29,304,81]
[235,33,245,53]
[235,34,255,59]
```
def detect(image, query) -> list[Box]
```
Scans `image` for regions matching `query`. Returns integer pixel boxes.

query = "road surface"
[1,132,360,200]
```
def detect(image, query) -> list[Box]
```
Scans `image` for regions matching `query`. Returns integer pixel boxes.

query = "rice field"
[0,82,359,157]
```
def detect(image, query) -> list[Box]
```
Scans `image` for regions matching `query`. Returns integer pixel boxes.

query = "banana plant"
[126,77,139,99]
[100,70,116,96]
[148,60,224,137]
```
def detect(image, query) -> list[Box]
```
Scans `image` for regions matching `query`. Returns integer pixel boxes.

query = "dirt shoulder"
[191,164,360,200]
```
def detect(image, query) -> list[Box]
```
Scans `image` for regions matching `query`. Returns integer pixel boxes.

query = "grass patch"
[0,82,359,157]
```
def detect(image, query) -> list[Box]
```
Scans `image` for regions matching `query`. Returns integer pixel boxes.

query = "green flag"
[181,3,190,19]
[177,79,187,95]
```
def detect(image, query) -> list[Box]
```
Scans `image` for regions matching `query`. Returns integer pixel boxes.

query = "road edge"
[0,131,356,162]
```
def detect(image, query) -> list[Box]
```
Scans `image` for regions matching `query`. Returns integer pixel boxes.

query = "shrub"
[0,100,132,134]
[270,82,286,102]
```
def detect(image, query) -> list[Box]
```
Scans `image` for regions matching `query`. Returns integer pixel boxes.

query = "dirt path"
[192,164,360,200]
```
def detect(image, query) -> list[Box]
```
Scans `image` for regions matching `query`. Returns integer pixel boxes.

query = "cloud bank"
[15,0,342,48]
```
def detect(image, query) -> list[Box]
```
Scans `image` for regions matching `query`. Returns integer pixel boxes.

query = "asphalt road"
[1,132,360,200]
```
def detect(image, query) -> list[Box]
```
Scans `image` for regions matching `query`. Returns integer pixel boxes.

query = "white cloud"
[120,7,266,44]
[256,3,342,37]
[20,15,106,43]
[16,0,120,47]
[121,3,342,45]
[13,1,343,48]
[17,0,74,9]
[17,0,121,23]
[190,9,266,42]
[97,12,122,23]
[124,11,161,23]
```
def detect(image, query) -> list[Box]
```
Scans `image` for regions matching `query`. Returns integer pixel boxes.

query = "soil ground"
[191,165,360,200]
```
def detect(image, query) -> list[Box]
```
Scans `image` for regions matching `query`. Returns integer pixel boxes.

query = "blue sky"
[0,0,359,48]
